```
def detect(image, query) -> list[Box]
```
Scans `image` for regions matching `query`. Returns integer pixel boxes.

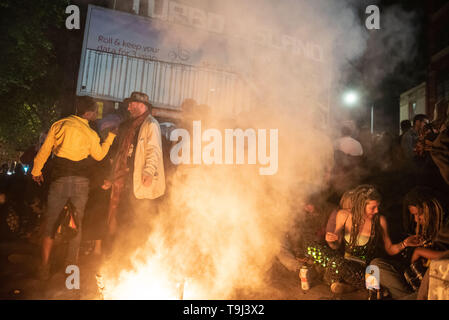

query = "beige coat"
[133,115,165,199]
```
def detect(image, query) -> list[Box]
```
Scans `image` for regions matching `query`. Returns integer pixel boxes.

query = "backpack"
[53,200,79,241]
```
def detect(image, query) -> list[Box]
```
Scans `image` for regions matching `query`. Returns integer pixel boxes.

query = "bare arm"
[412,248,449,263]
[326,209,348,249]
[380,216,423,255]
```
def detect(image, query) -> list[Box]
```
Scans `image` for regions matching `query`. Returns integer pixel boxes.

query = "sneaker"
[330,282,354,294]
[37,264,51,281]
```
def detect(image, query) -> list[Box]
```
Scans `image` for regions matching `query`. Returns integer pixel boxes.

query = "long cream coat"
[133,115,165,199]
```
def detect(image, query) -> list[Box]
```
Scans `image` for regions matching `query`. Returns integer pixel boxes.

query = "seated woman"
[370,187,448,299]
[308,184,420,294]
[302,188,354,285]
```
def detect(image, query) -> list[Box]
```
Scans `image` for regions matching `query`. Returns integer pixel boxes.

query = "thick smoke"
[100,0,419,299]
[363,4,419,93]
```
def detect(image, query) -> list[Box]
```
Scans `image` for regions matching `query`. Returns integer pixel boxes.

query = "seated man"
[277,193,334,273]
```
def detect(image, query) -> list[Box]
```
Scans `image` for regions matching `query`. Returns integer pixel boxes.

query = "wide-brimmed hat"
[126,91,152,108]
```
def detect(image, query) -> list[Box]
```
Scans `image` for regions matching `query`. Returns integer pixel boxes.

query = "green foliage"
[0,0,69,153]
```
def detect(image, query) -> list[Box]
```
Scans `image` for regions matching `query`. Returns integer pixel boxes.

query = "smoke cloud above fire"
[99,0,419,299]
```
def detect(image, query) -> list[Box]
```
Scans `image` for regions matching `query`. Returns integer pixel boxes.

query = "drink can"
[300,266,310,290]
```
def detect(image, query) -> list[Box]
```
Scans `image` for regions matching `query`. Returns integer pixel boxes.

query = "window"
[132,0,140,14]
[409,101,417,120]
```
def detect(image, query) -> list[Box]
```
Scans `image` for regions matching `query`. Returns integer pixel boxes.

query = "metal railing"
[77,49,257,115]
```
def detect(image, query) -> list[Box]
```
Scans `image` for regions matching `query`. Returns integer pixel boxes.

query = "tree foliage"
[0,0,69,154]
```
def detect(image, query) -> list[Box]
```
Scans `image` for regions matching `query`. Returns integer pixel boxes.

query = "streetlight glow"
[343,90,359,107]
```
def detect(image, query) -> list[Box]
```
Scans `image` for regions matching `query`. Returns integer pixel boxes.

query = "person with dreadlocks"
[310,185,422,294]
[370,187,448,299]
[301,189,355,285]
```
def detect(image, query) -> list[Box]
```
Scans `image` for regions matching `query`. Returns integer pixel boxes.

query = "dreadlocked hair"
[347,185,382,252]
[403,187,445,241]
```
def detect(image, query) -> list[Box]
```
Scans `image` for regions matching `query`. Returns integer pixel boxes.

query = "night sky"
[342,0,428,134]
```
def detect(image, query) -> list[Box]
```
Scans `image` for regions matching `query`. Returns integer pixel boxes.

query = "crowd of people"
[1,95,449,300]
[1,92,166,294]
[278,113,449,299]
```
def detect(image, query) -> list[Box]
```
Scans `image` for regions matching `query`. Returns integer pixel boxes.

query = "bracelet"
[401,241,406,249]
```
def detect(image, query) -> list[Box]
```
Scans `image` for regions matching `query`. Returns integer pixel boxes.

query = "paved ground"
[0,240,367,300]
[0,240,102,300]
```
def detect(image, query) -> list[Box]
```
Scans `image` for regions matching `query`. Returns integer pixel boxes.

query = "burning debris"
[96,97,335,299]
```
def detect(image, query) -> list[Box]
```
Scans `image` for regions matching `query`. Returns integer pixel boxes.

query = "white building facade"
[399,82,426,133]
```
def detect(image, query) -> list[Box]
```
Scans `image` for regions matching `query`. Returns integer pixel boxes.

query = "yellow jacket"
[31,115,116,176]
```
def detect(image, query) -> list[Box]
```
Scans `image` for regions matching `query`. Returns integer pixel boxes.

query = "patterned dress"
[305,215,381,289]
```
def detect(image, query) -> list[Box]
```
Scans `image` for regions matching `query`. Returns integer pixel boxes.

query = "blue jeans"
[45,176,89,263]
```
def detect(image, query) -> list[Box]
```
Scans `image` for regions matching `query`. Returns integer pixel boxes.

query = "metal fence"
[77,49,257,115]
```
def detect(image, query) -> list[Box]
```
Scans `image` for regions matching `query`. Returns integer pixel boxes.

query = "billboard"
[76,5,329,120]
[83,5,241,71]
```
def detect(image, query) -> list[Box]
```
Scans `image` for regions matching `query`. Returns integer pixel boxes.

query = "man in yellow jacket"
[32,96,116,280]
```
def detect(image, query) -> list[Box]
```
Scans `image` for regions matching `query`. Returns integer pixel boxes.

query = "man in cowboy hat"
[106,91,165,239]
